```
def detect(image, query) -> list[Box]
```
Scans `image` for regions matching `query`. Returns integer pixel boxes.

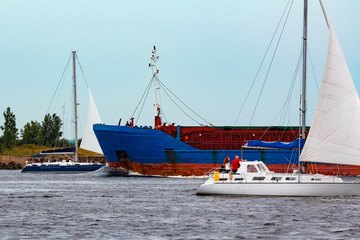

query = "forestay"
[300,1,360,166]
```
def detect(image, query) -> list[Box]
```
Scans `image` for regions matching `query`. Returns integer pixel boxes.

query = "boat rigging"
[22,51,105,173]
[197,0,360,196]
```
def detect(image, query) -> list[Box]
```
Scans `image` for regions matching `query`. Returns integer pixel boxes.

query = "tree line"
[0,107,68,152]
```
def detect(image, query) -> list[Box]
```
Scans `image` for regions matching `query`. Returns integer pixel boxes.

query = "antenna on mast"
[149,46,161,128]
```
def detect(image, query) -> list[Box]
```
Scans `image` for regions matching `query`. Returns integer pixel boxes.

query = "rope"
[131,77,154,120]
[215,0,295,164]
[157,78,213,126]
[249,0,294,125]
[46,54,72,114]
[267,47,302,140]
[160,108,168,123]
[307,46,320,93]
[42,54,72,148]
[157,80,204,126]
[74,53,90,140]
[233,0,294,127]
[279,48,302,124]
[135,77,154,125]
[76,54,90,89]
[259,47,300,140]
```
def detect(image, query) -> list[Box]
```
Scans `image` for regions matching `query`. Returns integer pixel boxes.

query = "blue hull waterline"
[22,164,105,173]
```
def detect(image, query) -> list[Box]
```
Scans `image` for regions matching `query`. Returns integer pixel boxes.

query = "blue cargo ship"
[93,124,305,176]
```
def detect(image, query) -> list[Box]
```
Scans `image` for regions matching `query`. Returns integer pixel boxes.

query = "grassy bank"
[1,144,103,156]
[1,144,48,156]
[0,144,105,169]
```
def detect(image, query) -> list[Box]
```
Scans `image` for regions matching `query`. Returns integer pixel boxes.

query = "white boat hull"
[197,182,360,196]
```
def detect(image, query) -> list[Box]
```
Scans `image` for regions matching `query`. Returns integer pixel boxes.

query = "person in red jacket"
[232,155,241,173]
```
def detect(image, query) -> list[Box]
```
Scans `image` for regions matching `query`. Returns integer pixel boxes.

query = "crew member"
[232,155,240,173]
[224,156,231,173]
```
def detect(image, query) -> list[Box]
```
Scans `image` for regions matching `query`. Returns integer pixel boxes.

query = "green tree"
[0,136,3,153]
[21,120,41,145]
[40,113,63,146]
[0,107,18,149]
[57,138,71,148]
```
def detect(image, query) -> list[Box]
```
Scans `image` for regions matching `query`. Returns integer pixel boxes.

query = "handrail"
[203,167,221,177]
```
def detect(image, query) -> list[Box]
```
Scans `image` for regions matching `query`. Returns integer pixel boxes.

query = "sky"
[0,0,360,139]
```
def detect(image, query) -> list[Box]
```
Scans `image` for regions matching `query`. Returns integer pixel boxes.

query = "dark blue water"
[1,168,360,239]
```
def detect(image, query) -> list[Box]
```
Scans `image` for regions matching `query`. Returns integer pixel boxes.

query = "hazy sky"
[0,0,359,139]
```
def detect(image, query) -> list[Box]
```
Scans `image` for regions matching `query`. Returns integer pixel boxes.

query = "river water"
[1,168,360,239]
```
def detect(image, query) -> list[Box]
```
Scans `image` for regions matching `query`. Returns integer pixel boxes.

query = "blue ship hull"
[93,124,301,176]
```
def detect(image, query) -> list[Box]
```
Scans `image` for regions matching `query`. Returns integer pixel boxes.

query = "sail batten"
[300,5,360,166]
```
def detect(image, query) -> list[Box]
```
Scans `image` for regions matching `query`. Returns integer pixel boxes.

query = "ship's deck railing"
[203,167,235,177]
[203,168,220,177]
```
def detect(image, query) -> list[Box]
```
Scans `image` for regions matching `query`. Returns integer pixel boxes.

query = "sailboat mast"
[72,51,79,162]
[301,0,308,140]
[299,0,308,179]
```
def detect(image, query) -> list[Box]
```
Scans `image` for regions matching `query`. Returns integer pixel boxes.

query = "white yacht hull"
[197,182,360,196]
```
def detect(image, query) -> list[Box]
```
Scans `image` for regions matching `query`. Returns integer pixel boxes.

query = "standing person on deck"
[224,156,231,173]
[232,155,240,173]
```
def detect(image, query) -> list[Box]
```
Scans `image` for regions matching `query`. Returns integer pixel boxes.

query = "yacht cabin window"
[257,163,267,172]
[247,165,258,173]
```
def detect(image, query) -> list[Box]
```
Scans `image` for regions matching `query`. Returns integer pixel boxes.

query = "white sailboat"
[197,0,360,196]
[22,51,105,173]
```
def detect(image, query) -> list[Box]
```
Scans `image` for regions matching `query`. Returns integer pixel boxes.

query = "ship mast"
[72,51,79,162]
[149,46,161,127]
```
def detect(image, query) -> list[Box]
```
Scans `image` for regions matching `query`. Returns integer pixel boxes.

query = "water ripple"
[1,170,360,239]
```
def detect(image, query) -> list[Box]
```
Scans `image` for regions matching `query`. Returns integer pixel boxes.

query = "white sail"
[80,89,103,154]
[300,4,360,166]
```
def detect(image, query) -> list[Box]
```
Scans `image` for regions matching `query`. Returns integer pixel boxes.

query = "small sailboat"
[197,0,360,196]
[22,51,105,173]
